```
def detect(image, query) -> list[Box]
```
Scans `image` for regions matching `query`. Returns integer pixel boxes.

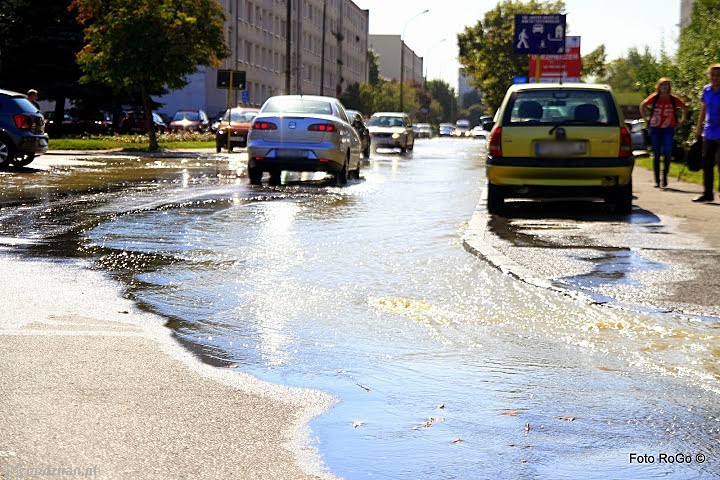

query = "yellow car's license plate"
[536,141,587,156]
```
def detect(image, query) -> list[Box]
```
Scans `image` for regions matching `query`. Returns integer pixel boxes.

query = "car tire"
[351,158,361,180]
[487,182,505,215]
[248,167,263,185]
[335,156,349,185]
[0,138,12,168]
[613,181,633,214]
[12,153,35,167]
[268,170,282,186]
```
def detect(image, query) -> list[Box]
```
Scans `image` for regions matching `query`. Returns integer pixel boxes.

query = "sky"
[352,0,681,90]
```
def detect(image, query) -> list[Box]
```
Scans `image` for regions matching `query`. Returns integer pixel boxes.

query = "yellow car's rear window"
[504,89,620,127]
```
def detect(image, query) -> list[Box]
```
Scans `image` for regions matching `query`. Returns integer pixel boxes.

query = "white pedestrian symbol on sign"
[517,29,530,49]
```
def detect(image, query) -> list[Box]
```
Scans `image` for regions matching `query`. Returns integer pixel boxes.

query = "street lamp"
[423,37,447,86]
[400,9,429,112]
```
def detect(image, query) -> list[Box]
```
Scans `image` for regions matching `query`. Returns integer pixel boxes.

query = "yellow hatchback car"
[485,83,634,214]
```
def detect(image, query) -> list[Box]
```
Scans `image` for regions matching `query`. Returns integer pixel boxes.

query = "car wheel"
[351,158,361,180]
[335,156,349,185]
[248,167,263,185]
[0,138,12,168]
[12,153,35,167]
[487,182,505,215]
[613,180,633,214]
[268,170,282,186]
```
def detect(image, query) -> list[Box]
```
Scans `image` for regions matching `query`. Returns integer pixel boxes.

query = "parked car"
[215,107,259,152]
[169,109,210,132]
[0,89,48,167]
[346,109,371,158]
[485,83,633,214]
[625,119,649,151]
[438,123,454,137]
[247,95,362,185]
[367,112,415,152]
[43,111,75,136]
[414,123,433,138]
[119,110,168,134]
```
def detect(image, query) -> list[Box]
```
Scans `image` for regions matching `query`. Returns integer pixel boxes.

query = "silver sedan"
[247,95,362,185]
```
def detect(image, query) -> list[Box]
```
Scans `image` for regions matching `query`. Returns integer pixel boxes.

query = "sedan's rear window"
[503,89,620,126]
[262,99,333,115]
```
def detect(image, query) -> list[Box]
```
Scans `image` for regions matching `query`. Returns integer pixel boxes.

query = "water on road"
[1,140,718,479]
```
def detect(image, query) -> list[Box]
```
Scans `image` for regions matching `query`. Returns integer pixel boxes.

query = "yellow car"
[484,83,634,214]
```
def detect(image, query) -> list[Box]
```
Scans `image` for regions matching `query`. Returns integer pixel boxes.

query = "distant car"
[367,112,415,152]
[414,123,433,138]
[119,110,168,134]
[0,89,48,167]
[169,109,210,132]
[246,95,362,185]
[471,125,487,138]
[215,108,259,152]
[43,111,75,136]
[485,83,633,215]
[625,119,649,151]
[438,123,454,137]
[346,109,371,158]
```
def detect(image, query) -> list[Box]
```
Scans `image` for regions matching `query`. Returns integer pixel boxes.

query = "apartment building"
[368,34,424,86]
[157,0,369,118]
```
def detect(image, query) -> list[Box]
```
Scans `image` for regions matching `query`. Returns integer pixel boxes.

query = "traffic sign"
[514,14,566,55]
[529,36,581,82]
[217,70,246,89]
[241,90,249,103]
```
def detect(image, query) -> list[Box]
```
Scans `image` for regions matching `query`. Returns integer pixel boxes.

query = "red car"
[214,108,259,152]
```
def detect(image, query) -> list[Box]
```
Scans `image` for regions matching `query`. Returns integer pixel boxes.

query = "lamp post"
[423,37,447,87]
[400,9,429,112]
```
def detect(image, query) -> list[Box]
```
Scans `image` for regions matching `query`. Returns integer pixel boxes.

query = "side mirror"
[482,121,494,132]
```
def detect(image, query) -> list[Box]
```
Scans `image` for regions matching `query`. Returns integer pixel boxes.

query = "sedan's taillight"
[489,127,502,157]
[619,126,632,157]
[252,121,277,130]
[14,114,32,129]
[307,123,336,132]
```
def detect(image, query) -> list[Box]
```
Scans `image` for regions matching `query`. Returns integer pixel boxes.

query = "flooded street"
[1,140,718,479]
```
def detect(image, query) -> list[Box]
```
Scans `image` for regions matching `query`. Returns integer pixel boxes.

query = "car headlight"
[392,132,401,139]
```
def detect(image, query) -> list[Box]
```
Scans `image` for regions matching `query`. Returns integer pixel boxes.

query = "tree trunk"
[141,86,158,151]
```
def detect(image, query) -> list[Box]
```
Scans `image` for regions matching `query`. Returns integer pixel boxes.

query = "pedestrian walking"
[26,89,40,110]
[693,64,720,202]
[640,78,687,188]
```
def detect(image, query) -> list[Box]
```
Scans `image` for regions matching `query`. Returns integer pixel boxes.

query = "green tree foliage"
[457,0,565,112]
[581,45,606,80]
[71,0,229,150]
[426,79,457,123]
[675,0,720,136]
[0,0,85,131]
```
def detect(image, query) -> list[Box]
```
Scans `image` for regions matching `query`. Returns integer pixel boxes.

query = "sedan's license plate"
[536,141,586,156]
[277,149,307,158]
[230,136,245,142]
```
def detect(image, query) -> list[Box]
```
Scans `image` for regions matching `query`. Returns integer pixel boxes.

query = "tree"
[0,0,85,133]
[71,0,229,150]
[675,0,720,139]
[582,45,607,81]
[426,79,457,123]
[457,0,565,112]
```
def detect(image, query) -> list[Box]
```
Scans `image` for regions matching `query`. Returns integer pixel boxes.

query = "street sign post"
[513,14,567,55]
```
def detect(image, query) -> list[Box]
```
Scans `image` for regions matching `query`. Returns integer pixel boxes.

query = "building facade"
[368,34,424,86]
[680,0,694,28]
[157,0,369,118]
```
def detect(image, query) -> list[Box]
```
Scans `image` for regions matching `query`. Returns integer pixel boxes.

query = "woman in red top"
[640,78,688,188]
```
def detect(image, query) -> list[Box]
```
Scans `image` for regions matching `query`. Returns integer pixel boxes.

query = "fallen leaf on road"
[557,416,576,422]
[352,421,365,428]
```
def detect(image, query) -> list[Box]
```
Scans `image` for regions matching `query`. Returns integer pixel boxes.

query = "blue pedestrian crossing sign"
[241,90,249,103]
[514,14,566,54]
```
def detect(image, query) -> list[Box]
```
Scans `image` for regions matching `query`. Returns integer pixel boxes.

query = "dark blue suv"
[0,89,49,167]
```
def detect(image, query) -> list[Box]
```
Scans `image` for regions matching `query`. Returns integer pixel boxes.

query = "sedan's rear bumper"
[17,134,49,155]
[248,143,344,173]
